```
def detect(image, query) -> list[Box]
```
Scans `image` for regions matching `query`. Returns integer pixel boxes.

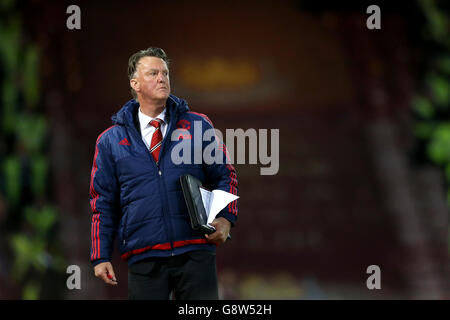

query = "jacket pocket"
[121,210,129,245]
[128,259,159,276]
[187,250,216,262]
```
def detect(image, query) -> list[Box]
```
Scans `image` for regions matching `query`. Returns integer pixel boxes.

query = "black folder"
[180,174,217,234]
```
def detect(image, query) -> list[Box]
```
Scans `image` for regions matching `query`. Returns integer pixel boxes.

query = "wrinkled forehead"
[136,56,169,72]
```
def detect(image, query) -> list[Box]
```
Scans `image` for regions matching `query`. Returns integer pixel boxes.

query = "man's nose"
[157,73,166,82]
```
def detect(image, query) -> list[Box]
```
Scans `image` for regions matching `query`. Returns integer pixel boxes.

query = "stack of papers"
[199,188,239,225]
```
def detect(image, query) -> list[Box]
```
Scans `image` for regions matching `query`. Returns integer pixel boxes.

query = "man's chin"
[139,91,170,103]
[149,93,170,102]
[156,90,170,100]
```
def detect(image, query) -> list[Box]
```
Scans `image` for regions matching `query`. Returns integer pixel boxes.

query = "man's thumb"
[106,264,116,280]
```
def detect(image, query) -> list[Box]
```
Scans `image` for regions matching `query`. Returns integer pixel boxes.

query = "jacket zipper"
[158,114,177,255]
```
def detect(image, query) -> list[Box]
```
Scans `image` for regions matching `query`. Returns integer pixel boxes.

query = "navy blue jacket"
[89,94,238,266]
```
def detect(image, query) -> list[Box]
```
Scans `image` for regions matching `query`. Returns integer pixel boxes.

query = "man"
[89,47,238,299]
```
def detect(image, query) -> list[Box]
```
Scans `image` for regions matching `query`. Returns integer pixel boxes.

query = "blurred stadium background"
[0,0,448,299]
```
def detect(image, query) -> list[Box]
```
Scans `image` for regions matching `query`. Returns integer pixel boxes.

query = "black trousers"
[128,250,218,300]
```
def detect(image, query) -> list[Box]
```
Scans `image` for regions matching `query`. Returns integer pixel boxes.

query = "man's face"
[131,56,171,102]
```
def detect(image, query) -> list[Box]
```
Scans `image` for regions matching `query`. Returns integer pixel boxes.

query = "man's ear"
[130,78,139,93]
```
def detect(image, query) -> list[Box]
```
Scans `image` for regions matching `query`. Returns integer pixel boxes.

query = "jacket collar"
[111,94,189,127]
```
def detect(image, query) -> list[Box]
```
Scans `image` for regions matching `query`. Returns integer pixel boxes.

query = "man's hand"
[205,217,231,245]
[94,261,118,285]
